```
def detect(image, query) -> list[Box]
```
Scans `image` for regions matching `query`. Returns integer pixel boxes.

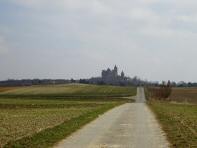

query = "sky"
[0,0,197,82]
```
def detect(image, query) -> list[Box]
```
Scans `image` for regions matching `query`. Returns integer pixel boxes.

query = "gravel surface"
[55,87,169,148]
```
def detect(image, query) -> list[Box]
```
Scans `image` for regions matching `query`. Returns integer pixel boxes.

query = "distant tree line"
[79,76,147,86]
[0,79,71,86]
[1,78,197,87]
[0,77,197,88]
[0,77,147,87]
[145,81,197,87]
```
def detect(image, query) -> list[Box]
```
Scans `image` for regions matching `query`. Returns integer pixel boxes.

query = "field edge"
[147,100,197,148]
[4,103,125,148]
[147,101,172,147]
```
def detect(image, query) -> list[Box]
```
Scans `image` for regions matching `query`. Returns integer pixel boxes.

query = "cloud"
[0,36,9,55]
[177,15,197,23]
[8,0,111,14]
[1,0,197,81]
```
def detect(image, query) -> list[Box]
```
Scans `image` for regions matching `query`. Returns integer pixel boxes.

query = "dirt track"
[55,87,169,148]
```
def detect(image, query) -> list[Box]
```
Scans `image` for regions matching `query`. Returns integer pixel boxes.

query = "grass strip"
[0,103,105,109]
[0,96,132,102]
[4,103,122,148]
[0,94,134,100]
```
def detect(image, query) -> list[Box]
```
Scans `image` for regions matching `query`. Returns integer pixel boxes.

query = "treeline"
[0,77,147,87]
[176,81,197,87]
[0,79,71,86]
[146,81,197,88]
[79,76,146,86]
[1,78,197,88]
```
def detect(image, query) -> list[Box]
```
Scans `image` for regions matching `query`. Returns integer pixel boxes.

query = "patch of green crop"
[3,103,122,148]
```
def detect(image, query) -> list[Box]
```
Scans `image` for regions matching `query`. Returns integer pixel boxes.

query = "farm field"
[146,87,197,147]
[169,87,197,104]
[0,84,136,98]
[0,84,135,148]
[0,87,17,93]
[0,99,125,148]
[145,87,197,104]
[148,101,197,148]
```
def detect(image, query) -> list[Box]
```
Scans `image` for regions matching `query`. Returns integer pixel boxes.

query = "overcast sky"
[0,0,197,82]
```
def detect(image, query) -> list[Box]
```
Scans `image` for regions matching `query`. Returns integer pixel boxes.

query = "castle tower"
[113,65,118,77]
[121,71,125,78]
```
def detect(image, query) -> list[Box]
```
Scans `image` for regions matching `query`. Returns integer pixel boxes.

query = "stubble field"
[169,87,197,104]
[147,87,197,148]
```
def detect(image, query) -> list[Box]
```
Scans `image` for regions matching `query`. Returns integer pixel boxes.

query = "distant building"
[121,71,125,78]
[0,65,161,87]
[102,65,119,81]
[87,65,131,85]
[87,65,152,86]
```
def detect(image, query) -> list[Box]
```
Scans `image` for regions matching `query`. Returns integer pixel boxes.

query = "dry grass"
[148,101,197,148]
[0,84,136,97]
[145,86,171,100]
[145,87,197,104]
[0,87,18,93]
[169,88,197,104]
[146,87,197,147]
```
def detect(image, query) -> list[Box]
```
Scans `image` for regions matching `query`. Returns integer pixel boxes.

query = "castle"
[88,65,128,85]
[79,65,144,86]
[102,65,125,81]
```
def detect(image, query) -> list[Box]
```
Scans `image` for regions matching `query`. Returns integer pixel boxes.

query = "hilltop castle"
[78,65,146,86]
[102,65,125,81]
[85,65,129,85]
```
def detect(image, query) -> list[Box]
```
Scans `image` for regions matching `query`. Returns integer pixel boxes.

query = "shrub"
[146,82,172,100]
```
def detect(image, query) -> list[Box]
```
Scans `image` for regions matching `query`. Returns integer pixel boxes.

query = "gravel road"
[55,87,169,148]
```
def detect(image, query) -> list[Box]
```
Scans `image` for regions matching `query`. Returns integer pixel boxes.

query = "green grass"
[0,84,136,148]
[0,98,129,109]
[4,103,119,148]
[0,98,128,148]
[148,101,197,148]
[0,107,89,146]
[0,84,136,98]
